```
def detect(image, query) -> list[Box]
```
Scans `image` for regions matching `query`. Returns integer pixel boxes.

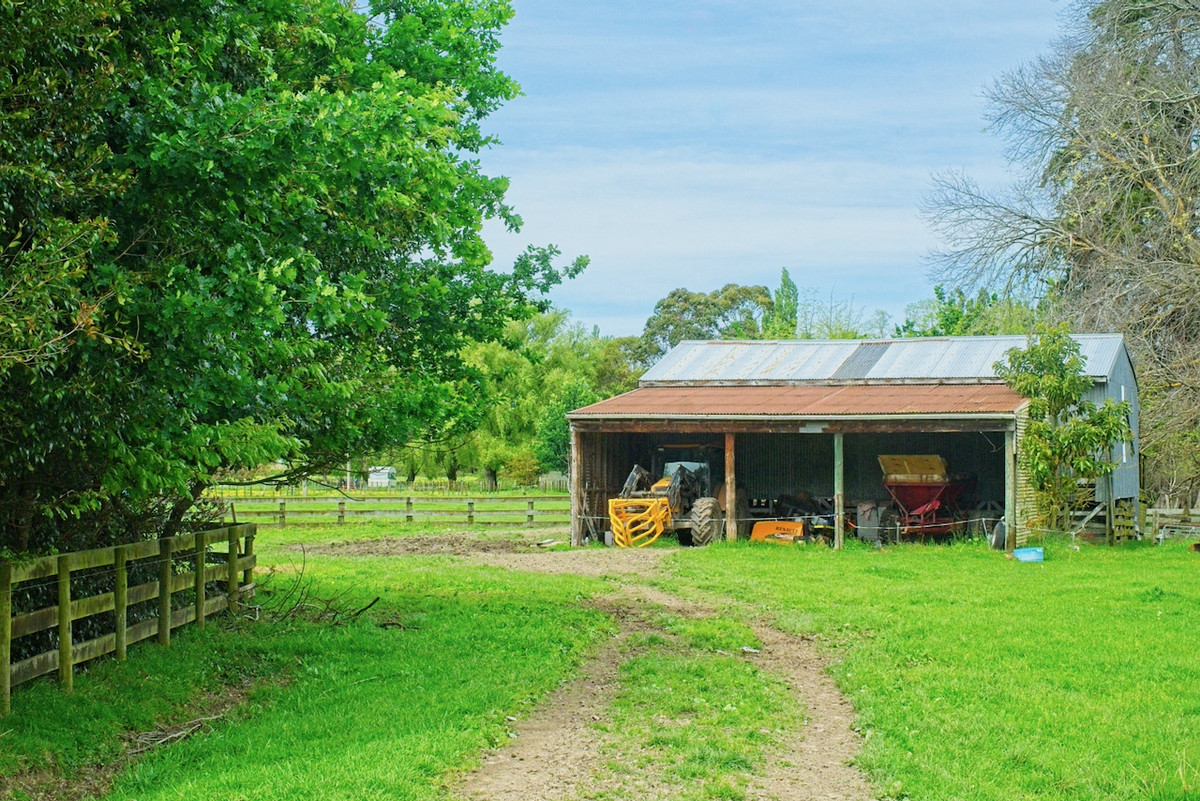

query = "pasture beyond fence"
[0,524,257,716]
[223,495,570,527]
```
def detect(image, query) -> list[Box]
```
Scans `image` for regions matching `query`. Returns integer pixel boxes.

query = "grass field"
[2,523,1198,800]
[663,537,1200,800]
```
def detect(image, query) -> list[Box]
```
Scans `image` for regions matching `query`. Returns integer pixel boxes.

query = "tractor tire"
[735,494,752,539]
[689,497,725,546]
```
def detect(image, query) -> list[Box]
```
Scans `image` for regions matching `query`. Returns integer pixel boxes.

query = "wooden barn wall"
[736,431,1006,508]
[1015,407,1035,546]
[577,431,634,542]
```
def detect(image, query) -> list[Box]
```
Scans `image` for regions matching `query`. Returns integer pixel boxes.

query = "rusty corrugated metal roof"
[569,384,1026,419]
[640,334,1127,384]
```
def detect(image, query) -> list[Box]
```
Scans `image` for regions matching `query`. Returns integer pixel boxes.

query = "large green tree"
[639,283,773,359]
[453,310,630,487]
[0,0,583,553]
[926,0,1200,496]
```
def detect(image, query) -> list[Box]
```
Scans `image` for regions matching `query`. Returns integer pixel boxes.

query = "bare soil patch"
[426,532,874,801]
[293,531,548,557]
[297,531,673,578]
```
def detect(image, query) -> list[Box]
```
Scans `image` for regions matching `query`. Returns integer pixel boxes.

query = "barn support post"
[570,425,584,547]
[724,433,737,542]
[1005,430,1017,551]
[833,432,845,549]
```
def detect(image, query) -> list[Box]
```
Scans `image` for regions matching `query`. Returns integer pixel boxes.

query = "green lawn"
[661,538,1200,800]
[2,525,1198,800]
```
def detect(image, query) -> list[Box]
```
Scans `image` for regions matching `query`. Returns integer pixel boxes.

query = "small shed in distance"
[567,335,1139,547]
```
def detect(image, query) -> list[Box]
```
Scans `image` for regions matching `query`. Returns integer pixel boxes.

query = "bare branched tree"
[926,0,1200,497]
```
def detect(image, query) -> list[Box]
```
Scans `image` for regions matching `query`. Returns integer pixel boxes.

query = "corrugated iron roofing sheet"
[569,384,1026,418]
[639,334,1125,384]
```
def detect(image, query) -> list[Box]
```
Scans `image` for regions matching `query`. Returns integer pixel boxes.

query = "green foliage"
[0,0,585,554]
[445,310,630,481]
[995,324,1132,531]
[926,0,1200,498]
[501,448,541,486]
[895,285,1037,337]
[761,267,799,339]
[640,283,773,358]
[795,288,890,340]
[0,0,134,371]
[533,378,598,474]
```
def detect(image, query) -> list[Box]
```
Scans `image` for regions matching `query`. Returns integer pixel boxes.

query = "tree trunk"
[10,479,36,553]
[483,467,498,491]
[162,481,206,539]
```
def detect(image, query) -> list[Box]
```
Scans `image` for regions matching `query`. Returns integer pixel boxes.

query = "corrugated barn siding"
[732,432,1006,508]
[1015,408,1035,546]
[577,431,640,541]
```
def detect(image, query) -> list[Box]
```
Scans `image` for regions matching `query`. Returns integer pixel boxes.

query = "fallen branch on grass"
[127,714,224,756]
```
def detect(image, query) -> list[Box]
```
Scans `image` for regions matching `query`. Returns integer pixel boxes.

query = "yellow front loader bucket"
[609,497,672,548]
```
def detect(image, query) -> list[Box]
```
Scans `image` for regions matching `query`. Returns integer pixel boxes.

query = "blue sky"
[479,1,1065,338]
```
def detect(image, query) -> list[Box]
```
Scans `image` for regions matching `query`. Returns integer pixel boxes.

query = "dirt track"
[314,533,875,801]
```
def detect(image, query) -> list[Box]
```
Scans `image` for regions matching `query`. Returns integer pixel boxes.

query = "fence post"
[226,528,240,606]
[406,497,413,523]
[159,538,173,646]
[1,562,11,716]
[467,501,475,526]
[527,500,534,525]
[115,546,128,661]
[194,529,207,629]
[58,554,72,690]
[279,500,287,527]
[338,501,345,525]
[242,526,255,590]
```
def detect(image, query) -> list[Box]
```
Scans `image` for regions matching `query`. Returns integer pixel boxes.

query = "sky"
[478,1,1066,338]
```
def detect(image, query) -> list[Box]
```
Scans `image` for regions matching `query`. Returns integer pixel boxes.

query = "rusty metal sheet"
[569,384,1026,418]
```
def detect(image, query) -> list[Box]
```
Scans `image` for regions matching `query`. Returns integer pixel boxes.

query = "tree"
[454,310,627,487]
[639,284,772,359]
[995,325,1131,533]
[761,268,799,339]
[895,286,1037,337]
[0,0,584,554]
[0,0,137,374]
[795,289,890,339]
[925,0,1200,497]
[534,379,598,474]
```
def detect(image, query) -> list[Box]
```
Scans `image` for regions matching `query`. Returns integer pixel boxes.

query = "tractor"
[608,444,747,547]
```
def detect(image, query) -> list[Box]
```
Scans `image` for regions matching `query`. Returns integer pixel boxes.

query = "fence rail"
[1,524,257,716]
[224,496,570,527]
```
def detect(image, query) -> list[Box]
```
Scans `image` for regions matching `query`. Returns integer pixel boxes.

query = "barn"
[566,335,1139,548]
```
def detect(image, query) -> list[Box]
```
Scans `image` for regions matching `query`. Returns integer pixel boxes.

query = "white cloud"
[480,1,1063,337]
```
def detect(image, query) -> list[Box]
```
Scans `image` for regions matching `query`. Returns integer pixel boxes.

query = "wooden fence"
[1,524,257,716]
[224,496,570,527]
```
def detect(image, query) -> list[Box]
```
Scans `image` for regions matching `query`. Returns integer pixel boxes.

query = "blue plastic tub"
[1013,546,1044,563]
